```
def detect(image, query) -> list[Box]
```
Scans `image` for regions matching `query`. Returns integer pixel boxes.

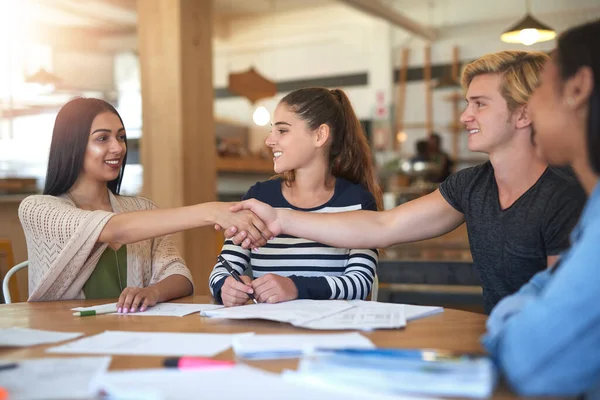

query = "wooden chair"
[0,238,21,303]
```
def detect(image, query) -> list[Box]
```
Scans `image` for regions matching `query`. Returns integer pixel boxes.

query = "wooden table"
[0,296,516,399]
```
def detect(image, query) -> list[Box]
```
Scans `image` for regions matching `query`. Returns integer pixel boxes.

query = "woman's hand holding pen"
[221,275,255,307]
[252,273,298,304]
[219,199,283,249]
[212,202,274,248]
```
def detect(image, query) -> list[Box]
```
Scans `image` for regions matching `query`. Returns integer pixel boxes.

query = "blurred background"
[1,0,599,308]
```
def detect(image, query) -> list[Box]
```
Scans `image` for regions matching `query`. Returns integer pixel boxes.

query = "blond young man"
[227,51,586,313]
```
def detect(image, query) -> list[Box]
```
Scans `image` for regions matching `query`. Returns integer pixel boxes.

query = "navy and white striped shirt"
[209,178,379,302]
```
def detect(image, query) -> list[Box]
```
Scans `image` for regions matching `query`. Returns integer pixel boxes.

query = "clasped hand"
[215,199,281,249]
[220,274,298,307]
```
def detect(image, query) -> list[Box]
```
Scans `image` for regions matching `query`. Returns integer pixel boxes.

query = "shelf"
[216,156,274,174]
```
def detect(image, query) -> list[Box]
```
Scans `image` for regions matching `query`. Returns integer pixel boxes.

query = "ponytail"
[279,87,383,210]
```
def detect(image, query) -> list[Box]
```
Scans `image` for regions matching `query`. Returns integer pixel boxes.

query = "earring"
[566,98,575,106]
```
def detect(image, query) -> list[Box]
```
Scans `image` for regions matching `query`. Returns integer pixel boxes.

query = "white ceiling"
[18,0,600,41]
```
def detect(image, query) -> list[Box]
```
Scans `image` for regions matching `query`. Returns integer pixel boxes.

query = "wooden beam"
[138,0,216,294]
[31,24,135,51]
[338,0,436,41]
[99,0,137,12]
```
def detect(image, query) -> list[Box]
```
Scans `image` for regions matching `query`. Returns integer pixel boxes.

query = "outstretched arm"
[100,202,272,247]
[228,189,464,249]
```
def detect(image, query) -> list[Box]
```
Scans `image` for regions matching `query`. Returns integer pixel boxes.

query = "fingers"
[230,230,247,244]
[229,199,255,212]
[116,289,128,313]
[214,224,222,231]
[223,226,238,239]
[129,292,145,313]
[221,276,254,307]
[256,286,280,304]
[251,218,273,243]
[120,289,137,314]
[252,275,276,303]
[229,202,243,212]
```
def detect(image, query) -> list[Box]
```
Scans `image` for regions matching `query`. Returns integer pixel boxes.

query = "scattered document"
[47,330,252,357]
[404,305,444,321]
[299,305,406,330]
[348,301,444,322]
[0,327,83,347]
[72,302,224,317]
[233,332,375,360]
[289,348,496,399]
[0,356,111,400]
[99,364,411,400]
[201,299,354,325]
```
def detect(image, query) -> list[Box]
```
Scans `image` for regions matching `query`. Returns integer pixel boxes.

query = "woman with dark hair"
[483,19,600,396]
[210,88,381,306]
[19,98,272,312]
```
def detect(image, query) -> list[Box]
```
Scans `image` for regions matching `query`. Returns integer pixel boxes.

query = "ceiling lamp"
[501,1,556,46]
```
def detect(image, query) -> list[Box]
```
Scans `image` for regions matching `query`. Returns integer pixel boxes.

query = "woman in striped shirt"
[210,87,382,306]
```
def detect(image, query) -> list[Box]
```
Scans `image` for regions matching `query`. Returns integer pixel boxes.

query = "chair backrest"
[0,239,19,303]
[2,261,28,304]
[371,273,379,302]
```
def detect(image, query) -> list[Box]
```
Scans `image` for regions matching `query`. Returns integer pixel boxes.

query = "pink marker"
[163,357,235,369]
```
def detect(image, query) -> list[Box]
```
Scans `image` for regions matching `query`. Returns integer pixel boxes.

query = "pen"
[217,255,258,304]
[0,363,17,372]
[164,357,235,370]
[73,304,118,317]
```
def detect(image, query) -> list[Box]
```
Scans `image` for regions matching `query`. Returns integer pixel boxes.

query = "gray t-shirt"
[439,162,586,313]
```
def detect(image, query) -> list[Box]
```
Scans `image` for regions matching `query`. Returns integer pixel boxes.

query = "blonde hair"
[461,50,549,111]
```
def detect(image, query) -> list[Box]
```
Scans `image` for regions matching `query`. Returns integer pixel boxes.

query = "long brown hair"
[278,87,382,210]
[44,98,127,196]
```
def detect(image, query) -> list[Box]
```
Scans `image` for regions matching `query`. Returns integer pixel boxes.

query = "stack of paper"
[347,301,444,322]
[0,327,83,347]
[72,302,224,317]
[47,330,252,357]
[298,304,406,330]
[201,299,442,331]
[0,357,111,400]
[201,300,354,325]
[232,332,375,360]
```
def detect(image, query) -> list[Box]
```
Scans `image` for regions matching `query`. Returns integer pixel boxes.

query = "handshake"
[213,199,282,250]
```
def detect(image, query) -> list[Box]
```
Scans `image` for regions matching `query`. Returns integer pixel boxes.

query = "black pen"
[217,255,258,304]
[0,363,17,372]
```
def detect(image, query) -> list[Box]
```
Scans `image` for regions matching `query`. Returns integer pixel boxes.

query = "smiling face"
[529,52,583,166]
[80,111,127,183]
[265,103,323,174]
[460,73,518,154]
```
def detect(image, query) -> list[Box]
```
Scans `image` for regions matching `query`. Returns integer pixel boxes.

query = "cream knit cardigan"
[18,191,194,301]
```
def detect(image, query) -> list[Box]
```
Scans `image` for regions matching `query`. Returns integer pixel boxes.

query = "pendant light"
[501,0,556,46]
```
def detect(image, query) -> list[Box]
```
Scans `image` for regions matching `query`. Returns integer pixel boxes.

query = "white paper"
[99,364,411,400]
[47,330,252,357]
[0,356,111,400]
[233,332,375,360]
[348,301,444,322]
[201,299,354,325]
[0,327,83,347]
[404,304,444,321]
[299,306,406,330]
[72,302,223,317]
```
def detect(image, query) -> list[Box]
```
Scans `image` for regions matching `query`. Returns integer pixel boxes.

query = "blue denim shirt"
[483,182,600,398]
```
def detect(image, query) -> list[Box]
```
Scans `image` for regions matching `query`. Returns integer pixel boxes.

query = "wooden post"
[137,0,216,294]
[451,46,460,160]
[394,48,409,151]
[424,45,433,137]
